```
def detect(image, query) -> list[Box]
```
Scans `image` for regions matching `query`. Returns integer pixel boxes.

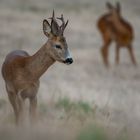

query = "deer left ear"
[116,2,121,13]
[43,19,51,37]
[106,2,113,10]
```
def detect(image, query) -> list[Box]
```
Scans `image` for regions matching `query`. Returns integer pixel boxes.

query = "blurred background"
[0,0,140,140]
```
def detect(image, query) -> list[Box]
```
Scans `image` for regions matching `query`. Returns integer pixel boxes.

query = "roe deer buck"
[97,2,136,67]
[2,11,73,125]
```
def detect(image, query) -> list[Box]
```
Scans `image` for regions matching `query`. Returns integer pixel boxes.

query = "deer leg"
[6,84,19,125]
[16,92,25,125]
[29,96,37,124]
[128,45,137,66]
[101,39,111,67]
[115,45,120,65]
[7,92,19,124]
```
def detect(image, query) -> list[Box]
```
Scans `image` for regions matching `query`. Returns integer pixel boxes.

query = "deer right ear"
[106,2,113,10]
[116,2,121,13]
[43,19,51,37]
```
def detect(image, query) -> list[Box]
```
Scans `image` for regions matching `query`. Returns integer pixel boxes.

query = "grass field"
[0,0,140,140]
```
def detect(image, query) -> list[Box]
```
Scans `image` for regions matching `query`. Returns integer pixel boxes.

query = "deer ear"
[43,19,51,37]
[106,2,113,10]
[51,20,60,35]
[116,2,121,13]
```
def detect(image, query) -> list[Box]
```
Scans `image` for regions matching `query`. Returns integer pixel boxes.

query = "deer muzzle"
[64,58,73,65]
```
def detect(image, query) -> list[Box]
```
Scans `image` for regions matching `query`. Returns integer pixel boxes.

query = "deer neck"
[27,41,55,80]
[112,17,128,34]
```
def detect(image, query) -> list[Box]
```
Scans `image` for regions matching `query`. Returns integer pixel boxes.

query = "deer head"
[43,11,73,65]
[106,2,121,22]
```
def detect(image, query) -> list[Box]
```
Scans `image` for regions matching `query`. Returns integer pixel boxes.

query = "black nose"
[65,58,73,64]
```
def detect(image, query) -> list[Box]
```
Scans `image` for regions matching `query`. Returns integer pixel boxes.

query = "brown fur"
[97,2,137,66]
[1,12,72,125]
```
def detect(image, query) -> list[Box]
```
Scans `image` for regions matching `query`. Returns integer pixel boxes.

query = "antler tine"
[48,10,60,31]
[63,19,68,31]
[57,14,63,20]
[57,14,67,31]
[57,14,64,27]
[57,14,69,34]
[48,12,68,35]
[52,10,55,19]
[48,10,55,20]
[64,20,68,28]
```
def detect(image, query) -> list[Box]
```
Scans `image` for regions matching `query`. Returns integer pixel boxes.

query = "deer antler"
[57,14,65,29]
[47,11,68,35]
[57,14,68,35]
[47,10,60,35]
[48,10,55,20]
[48,10,60,28]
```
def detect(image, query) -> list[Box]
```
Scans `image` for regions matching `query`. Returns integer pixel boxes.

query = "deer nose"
[65,58,73,64]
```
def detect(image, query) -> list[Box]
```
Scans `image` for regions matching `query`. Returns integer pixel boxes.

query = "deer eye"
[55,45,62,49]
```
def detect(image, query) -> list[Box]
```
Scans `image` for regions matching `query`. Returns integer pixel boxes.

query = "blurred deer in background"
[97,2,136,67]
[2,11,73,125]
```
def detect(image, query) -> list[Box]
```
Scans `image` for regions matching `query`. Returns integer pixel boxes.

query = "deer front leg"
[29,96,37,124]
[101,45,110,67]
[100,36,111,67]
[6,84,20,125]
[128,45,137,66]
[115,45,120,65]
[7,92,19,124]
[7,91,25,125]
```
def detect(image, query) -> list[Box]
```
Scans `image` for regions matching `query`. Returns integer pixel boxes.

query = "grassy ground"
[0,0,140,140]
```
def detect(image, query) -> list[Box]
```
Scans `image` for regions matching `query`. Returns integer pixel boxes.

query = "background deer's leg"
[29,96,37,124]
[115,45,120,65]
[17,92,25,125]
[101,38,111,67]
[128,45,137,66]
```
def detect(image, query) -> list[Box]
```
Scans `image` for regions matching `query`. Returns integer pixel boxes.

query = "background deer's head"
[106,2,121,23]
[43,11,73,65]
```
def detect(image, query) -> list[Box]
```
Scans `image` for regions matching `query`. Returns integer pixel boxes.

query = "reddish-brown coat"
[97,2,136,66]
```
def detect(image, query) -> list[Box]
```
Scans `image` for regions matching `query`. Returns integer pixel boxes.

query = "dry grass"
[0,0,140,140]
